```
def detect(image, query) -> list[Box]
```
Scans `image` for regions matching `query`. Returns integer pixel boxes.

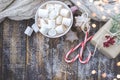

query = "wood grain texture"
[0,19,3,80]
[0,18,120,80]
[2,19,26,80]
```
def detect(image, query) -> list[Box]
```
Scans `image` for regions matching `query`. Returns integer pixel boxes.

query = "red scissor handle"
[65,32,93,64]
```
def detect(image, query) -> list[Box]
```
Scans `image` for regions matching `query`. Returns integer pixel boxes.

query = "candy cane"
[65,31,93,64]
[79,32,93,64]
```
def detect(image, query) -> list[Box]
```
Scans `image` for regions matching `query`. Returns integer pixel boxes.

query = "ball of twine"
[71,0,120,21]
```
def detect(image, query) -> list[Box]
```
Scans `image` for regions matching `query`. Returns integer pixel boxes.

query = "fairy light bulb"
[114,6,118,10]
[103,0,109,3]
[92,24,96,28]
[77,1,81,6]
[102,73,107,78]
[117,62,120,66]
[102,16,106,20]
[92,13,97,17]
[117,74,120,78]
[107,9,111,13]
[89,0,93,2]
[91,70,96,74]
[94,0,103,5]
[99,6,104,12]
[99,0,103,4]
[115,10,119,14]
[113,78,117,80]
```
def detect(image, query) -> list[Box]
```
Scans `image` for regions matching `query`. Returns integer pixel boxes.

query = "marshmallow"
[41,24,50,29]
[24,26,33,36]
[56,16,63,25]
[60,8,70,17]
[55,25,65,34]
[37,18,41,27]
[54,4,62,13]
[31,23,39,33]
[39,27,49,35]
[48,20,55,28]
[40,19,47,27]
[62,18,72,27]
[49,10,58,19]
[46,4,54,12]
[38,9,48,18]
[48,29,57,36]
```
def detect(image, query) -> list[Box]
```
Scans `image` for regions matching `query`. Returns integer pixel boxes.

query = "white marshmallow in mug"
[39,27,50,35]
[49,10,58,19]
[60,8,70,17]
[54,4,62,13]
[55,25,65,34]
[46,4,54,12]
[62,18,72,27]
[40,19,47,27]
[37,18,41,27]
[48,29,57,36]
[48,20,55,28]
[38,9,49,18]
[56,16,63,25]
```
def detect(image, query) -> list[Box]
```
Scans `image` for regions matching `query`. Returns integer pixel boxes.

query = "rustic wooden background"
[0,18,120,80]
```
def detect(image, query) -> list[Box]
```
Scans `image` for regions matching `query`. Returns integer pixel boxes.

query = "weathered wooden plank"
[51,37,67,80]
[62,36,78,80]
[0,20,3,80]
[25,19,39,80]
[2,19,26,80]
[51,35,78,80]
[26,19,53,80]
[114,54,120,79]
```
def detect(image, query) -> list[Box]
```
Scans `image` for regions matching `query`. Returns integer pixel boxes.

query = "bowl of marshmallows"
[35,1,73,38]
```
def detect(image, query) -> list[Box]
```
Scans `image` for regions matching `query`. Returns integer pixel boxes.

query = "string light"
[113,78,117,80]
[117,62,120,66]
[103,0,109,3]
[89,0,93,3]
[114,7,118,11]
[91,70,96,74]
[92,24,96,28]
[102,73,107,78]
[115,10,119,14]
[77,1,81,6]
[92,13,97,17]
[100,7,104,12]
[102,16,106,20]
[117,74,120,79]
[94,1,103,5]
[107,9,111,13]
[94,1,98,5]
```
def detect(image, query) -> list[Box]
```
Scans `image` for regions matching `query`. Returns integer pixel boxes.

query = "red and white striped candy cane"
[65,31,93,64]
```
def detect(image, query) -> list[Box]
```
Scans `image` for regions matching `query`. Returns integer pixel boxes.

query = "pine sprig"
[110,14,120,44]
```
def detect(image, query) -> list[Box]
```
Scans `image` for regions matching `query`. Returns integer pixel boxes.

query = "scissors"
[64,13,94,64]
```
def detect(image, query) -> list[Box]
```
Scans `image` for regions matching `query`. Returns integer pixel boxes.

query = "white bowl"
[35,1,73,38]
